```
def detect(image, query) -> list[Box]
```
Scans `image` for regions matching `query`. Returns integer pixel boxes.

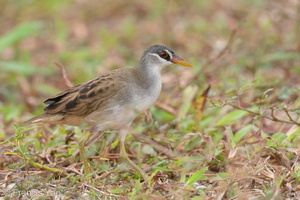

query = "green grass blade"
[0,21,43,52]
[185,166,208,186]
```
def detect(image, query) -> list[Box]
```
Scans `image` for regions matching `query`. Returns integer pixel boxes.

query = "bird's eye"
[159,51,169,60]
[159,52,167,58]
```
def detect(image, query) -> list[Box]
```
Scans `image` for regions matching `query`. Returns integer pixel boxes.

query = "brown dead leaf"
[272,151,291,170]
[193,85,211,128]
[155,101,177,116]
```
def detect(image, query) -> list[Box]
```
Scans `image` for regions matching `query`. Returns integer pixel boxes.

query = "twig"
[270,107,278,121]
[227,103,300,126]
[95,170,114,180]
[132,133,176,158]
[53,62,74,88]
[210,99,300,126]
[202,28,238,73]
[27,159,65,174]
[186,27,239,86]
[65,163,83,176]
[284,109,298,124]
[82,183,122,198]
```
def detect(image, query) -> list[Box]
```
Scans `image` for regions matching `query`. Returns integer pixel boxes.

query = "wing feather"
[43,73,122,116]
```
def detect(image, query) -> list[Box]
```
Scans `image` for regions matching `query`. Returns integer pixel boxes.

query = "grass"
[1,0,300,199]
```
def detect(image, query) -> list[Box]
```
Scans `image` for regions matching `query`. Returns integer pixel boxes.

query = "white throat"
[148,53,173,68]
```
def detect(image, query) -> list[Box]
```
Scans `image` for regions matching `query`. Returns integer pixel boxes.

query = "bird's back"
[25,68,134,127]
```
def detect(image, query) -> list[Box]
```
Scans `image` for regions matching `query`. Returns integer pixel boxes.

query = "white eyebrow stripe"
[165,50,173,59]
[149,53,164,61]
[149,53,173,64]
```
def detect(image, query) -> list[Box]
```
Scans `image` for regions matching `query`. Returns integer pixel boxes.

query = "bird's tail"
[24,113,63,124]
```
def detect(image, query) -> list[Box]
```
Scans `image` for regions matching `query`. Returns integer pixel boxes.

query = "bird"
[24,44,192,181]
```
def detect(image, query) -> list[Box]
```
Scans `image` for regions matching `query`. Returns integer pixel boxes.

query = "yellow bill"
[171,55,193,67]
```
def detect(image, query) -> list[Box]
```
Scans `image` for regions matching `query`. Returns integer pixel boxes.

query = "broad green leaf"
[156,160,167,166]
[286,127,300,143]
[267,132,287,147]
[151,107,174,122]
[178,84,198,120]
[0,22,43,52]
[185,166,208,186]
[1,105,23,122]
[110,188,124,194]
[234,125,252,145]
[142,144,157,156]
[0,61,36,76]
[151,167,172,172]
[111,138,119,149]
[35,83,61,96]
[263,52,300,63]
[180,172,186,182]
[216,110,248,126]
[216,172,231,179]
[20,144,28,154]
[272,132,287,143]
[19,126,41,135]
[0,131,6,141]
[24,140,40,149]
[225,126,235,147]
[12,146,20,153]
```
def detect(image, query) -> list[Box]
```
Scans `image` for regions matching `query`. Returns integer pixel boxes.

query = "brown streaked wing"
[44,84,82,105]
[43,73,123,116]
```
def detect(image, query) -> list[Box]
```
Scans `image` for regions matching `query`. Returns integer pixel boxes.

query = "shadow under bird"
[25,44,193,181]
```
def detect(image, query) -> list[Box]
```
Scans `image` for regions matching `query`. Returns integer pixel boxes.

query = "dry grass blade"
[53,62,74,88]
[132,133,176,158]
[2,0,300,199]
[155,102,177,116]
[82,183,123,199]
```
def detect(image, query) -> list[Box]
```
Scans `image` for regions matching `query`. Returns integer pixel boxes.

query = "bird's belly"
[129,82,161,114]
[132,94,158,113]
[87,102,151,131]
[87,97,159,131]
[86,82,161,131]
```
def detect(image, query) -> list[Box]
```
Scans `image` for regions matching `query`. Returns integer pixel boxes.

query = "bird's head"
[140,45,192,68]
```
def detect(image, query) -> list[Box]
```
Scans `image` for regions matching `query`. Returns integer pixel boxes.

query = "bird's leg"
[75,129,104,176]
[119,125,149,182]
[72,129,105,157]
[79,135,92,175]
